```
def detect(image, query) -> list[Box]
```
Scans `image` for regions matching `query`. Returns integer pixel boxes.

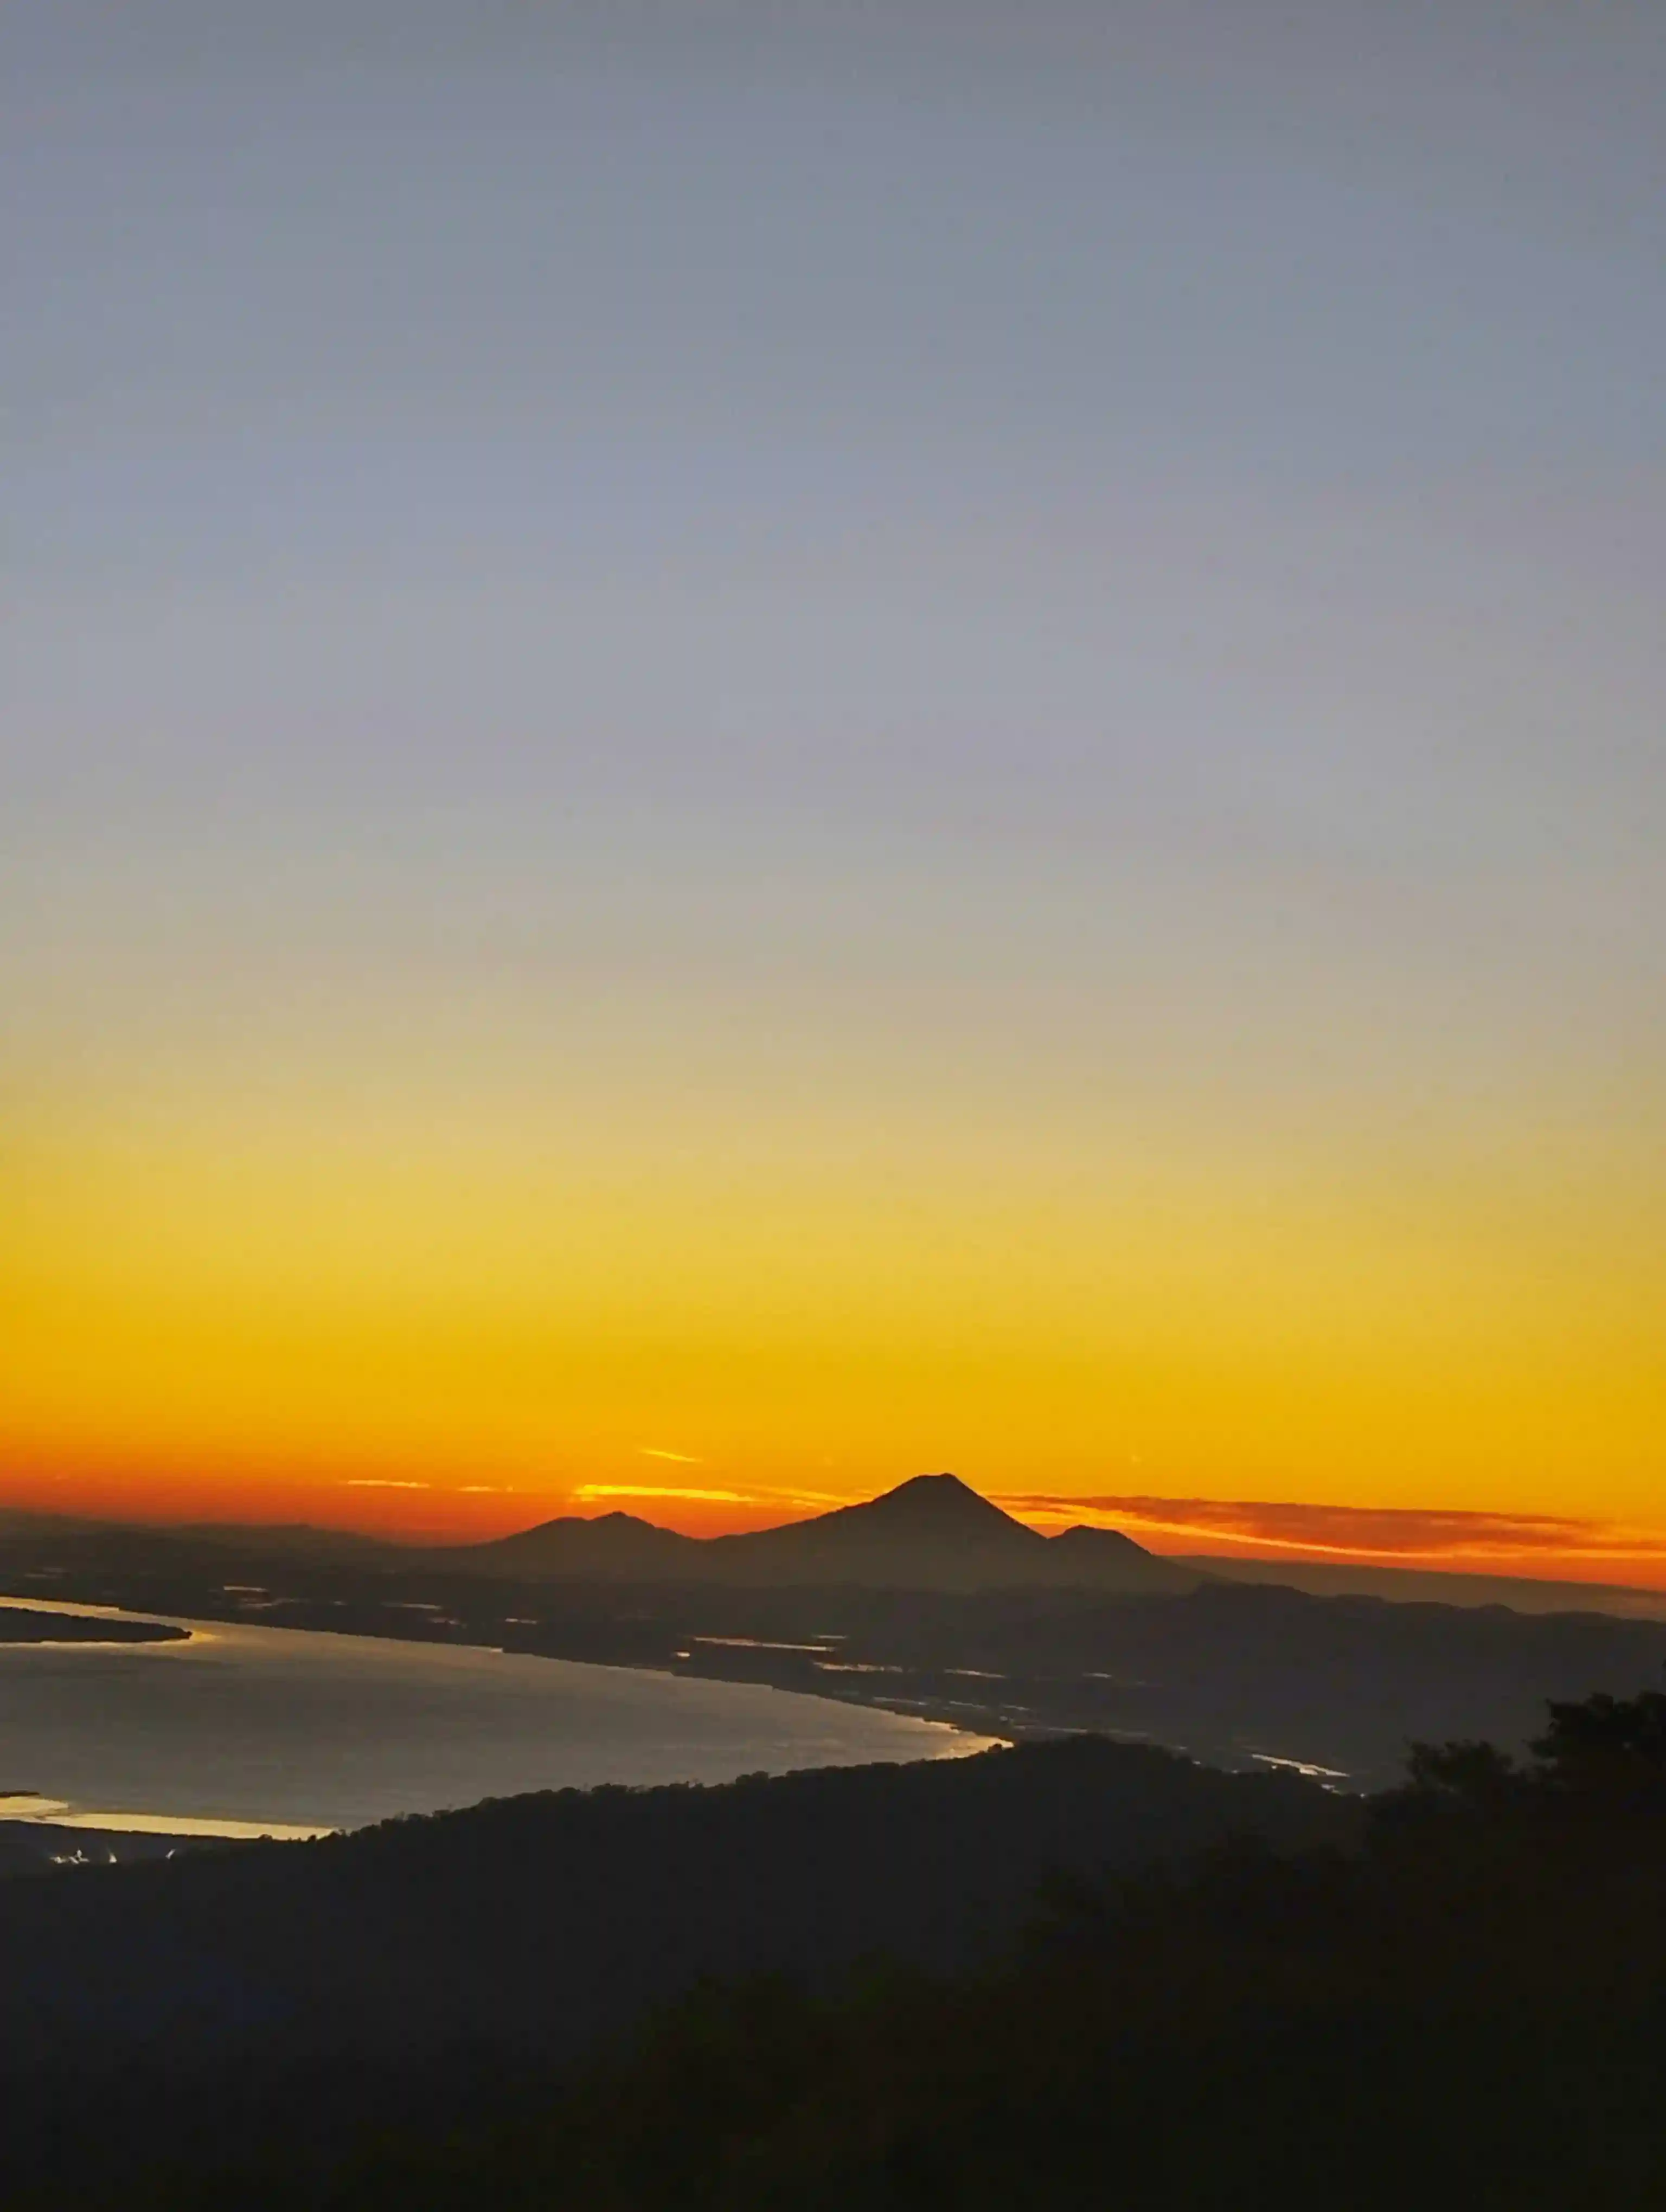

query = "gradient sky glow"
[5,3,1664,1572]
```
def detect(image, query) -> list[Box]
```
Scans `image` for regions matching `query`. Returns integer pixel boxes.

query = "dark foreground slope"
[119,1687,1666,2212]
[0,1740,1347,2196]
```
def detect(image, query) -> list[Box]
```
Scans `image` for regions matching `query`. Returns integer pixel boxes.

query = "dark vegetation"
[0,1737,1348,2196]
[8,1689,1666,2209]
[439,1688,1664,2212]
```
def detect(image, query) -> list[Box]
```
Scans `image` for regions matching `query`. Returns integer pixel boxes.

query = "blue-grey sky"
[4,2,1664,1538]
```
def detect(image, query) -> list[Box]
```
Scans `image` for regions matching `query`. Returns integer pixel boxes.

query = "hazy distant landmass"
[0,1476,1199,1596]
[12,1477,1662,1618]
[0,1609,187,1645]
[1187,1554,1666,1621]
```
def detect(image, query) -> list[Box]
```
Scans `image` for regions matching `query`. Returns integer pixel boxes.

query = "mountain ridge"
[462,1474,1201,1594]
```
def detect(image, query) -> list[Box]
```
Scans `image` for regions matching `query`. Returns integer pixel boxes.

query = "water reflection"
[0,1596,990,1832]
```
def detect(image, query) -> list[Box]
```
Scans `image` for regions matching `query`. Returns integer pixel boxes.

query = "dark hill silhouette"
[0,1738,1348,2194]
[702,1473,1059,1589]
[13,1694,1666,2208]
[463,1475,1200,1594]
[246,1687,1666,2212]
[1047,1520,1172,1577]
[470,1509,703,1579]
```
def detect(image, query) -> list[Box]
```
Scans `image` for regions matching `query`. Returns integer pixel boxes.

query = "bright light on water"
[0,1597,993,1834]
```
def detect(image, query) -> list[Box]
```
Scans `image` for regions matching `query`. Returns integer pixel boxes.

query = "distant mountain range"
[454,1473,1201,1594]
[9,1483,1661,1619]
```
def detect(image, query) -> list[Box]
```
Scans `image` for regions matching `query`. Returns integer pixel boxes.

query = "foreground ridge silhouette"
[7,1686,1666,2209]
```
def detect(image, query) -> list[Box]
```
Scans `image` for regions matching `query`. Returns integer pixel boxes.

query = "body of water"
[0,1597,991,1834]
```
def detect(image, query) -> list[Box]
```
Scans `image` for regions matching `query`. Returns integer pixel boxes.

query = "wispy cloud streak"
[575,1481,847,1514]
[995,1494,1666,1574]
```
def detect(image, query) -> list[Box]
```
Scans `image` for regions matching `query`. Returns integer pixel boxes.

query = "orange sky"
[5,1043,1663,1584]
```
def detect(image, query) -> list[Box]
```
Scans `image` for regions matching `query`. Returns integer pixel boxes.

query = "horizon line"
[8,1478,1666,1597]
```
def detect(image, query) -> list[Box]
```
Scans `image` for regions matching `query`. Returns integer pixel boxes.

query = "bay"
[0,1596,990,1835]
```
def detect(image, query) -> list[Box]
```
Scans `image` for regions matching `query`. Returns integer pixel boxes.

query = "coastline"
[0,1592,1001,1846]
[0,1585,1034,1746]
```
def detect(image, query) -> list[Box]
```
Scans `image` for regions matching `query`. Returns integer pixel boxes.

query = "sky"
[4,1,1664,1580]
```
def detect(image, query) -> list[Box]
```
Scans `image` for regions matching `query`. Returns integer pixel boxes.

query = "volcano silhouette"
[471,1474,1199,1593]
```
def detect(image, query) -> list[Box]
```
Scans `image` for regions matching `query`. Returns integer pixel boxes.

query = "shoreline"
[0,1586,1034,1744]
[0,1592,1003,1847]
[1,1805,332,1841]
[0,1586,1011,1744]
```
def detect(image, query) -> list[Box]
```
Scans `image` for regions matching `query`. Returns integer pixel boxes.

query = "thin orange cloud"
[575,1482,764,1508]
[996,1492,1666,1581]
[572,1481,845,1513]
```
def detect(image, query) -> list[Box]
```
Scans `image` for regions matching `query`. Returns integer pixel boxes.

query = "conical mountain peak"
[858,1473,1018,1523]
[469,1474,1196,1594]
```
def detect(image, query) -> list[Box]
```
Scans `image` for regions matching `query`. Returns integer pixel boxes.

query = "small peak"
[1050,1522,1149,1555]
